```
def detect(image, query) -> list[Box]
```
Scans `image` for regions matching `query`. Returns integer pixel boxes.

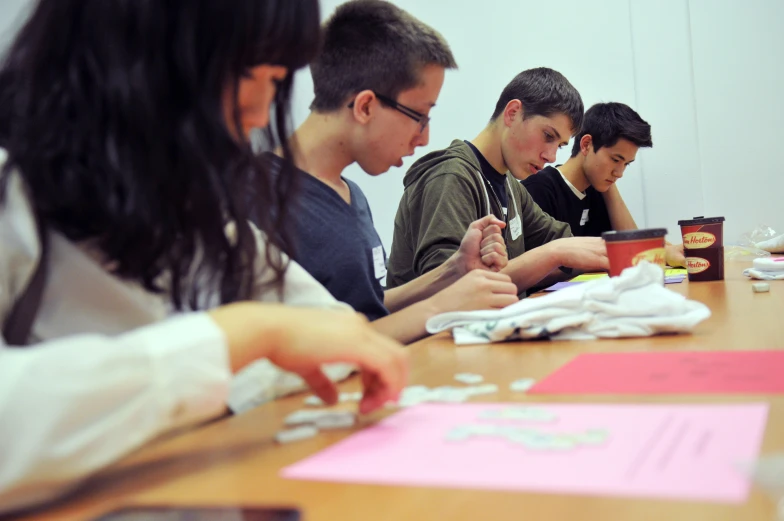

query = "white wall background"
[1,1,781,248]
[292,0,784,249]
[0,0,30,47]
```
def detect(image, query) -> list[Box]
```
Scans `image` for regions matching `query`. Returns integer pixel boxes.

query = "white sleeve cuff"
[141,313,232,430]
[0,313,232,515]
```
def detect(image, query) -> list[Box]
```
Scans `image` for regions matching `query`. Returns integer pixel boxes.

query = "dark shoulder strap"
[2,208,49,346]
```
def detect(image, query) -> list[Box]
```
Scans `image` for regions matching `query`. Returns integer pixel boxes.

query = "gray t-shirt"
[262,154,389,321]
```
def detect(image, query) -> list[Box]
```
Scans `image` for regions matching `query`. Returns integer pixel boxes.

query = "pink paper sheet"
[282,403,767,503]
[529,350,784,395]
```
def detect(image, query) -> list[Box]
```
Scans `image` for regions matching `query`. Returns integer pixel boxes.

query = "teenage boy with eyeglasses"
[258,0,519,344]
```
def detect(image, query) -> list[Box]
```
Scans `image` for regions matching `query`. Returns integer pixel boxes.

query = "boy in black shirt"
[522,102,685,266]
[522,102,650,236]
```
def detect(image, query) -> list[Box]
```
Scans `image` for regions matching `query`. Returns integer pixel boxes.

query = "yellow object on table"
[571,273,609,282]
[571,268,687,283]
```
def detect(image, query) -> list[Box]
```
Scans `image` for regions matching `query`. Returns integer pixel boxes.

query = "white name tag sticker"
[372,245,387,279]
[580,209,590,226]
[509,214,522,241]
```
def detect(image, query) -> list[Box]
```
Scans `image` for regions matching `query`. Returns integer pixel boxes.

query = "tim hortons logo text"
[683,232,716,248]
[632,247,666,266]
[686,257,711,274]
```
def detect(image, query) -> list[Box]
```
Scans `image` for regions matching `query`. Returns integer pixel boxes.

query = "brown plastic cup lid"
[677,216,725,226]
[601,228,668,242]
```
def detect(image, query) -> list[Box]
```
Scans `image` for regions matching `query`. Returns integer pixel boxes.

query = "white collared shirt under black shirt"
[522,166,612,237]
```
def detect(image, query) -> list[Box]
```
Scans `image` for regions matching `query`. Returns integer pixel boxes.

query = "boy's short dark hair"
[490,67,584,134]
[570,102,653,157]
[310,0,457,112]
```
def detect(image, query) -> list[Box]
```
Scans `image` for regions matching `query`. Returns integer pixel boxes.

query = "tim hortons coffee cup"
[601,228,667,277]
[678,216,725,249]
[678,216,725,282]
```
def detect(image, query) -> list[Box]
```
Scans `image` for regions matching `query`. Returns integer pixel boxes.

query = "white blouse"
[0,150,352,514]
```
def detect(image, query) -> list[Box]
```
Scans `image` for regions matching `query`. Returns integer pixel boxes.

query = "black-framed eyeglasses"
[348,92,430,133]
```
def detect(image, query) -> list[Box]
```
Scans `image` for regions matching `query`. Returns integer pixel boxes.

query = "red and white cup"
[601,228,668,277]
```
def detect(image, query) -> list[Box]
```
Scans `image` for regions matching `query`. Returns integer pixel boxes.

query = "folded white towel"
[743,269,784,281]
[744,257,784,280]
[427,262,711,345]
[756,233,784,253]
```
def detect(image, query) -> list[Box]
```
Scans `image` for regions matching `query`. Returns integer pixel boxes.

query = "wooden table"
[12,261,784,521]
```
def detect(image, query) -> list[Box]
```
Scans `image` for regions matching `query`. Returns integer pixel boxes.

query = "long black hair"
[0,0,320,308]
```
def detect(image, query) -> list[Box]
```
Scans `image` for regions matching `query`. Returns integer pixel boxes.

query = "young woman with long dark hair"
[0,0,407,513]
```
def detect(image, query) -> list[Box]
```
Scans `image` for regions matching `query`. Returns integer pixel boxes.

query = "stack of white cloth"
[756,233,784,254]
[744,257,784,281]
[426,262,711,345]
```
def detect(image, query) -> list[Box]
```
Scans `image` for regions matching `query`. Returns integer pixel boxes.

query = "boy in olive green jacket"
[387,68,610,296]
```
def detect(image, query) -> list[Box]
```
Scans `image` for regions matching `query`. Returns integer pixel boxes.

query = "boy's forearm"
[383,258,460,313]
[501,243,562,292]
[371,299,439,345]
[603,184,637,231]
